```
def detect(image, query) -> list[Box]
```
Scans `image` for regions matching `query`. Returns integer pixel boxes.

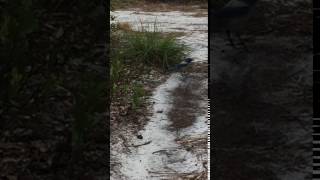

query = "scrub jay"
[168,58,193,72]
[211,0,259,50]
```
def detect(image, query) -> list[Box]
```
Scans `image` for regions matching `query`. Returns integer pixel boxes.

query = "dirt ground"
[168,64,208,130]
[111,63,209,179]
[113,1,207,12]
[111,4,208,179]
[211,0,312,179]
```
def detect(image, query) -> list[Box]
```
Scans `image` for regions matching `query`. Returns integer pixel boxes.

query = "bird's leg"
[236,33,249,52]
[226,30,237,48]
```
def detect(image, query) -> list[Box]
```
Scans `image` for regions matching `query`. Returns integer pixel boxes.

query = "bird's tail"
[168,58,193,72]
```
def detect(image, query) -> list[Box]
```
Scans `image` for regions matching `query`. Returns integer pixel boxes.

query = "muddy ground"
[211,0,312,179]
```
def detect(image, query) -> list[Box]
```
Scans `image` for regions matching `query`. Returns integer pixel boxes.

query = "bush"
[124,29,189,70]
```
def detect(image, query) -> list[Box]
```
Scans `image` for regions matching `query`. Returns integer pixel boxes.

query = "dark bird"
[211,0,259,51]
[168,58,193,72]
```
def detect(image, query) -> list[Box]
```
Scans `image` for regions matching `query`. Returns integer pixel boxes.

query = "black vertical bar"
[315,0,320,10]
[315,83,320,118]
[314,0,320,179]
[208,0,213,179]
[315,0,320,119]
[315,4,320,55]
[315,55,320,70]
[315,71,320,83]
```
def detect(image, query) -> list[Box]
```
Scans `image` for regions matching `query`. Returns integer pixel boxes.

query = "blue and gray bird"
[211,0,259,50]
[168,58,193,72]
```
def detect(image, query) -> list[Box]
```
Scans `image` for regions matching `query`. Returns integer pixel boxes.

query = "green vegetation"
[110,19,188,110]
[131,84,145,110]
[124,30,189,70]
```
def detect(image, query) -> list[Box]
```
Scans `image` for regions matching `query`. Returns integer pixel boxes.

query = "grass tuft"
[123,23,189,70]
[131,83,145,110]
[117,22,133,32]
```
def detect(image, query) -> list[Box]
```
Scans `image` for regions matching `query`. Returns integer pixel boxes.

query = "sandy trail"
[111,10,208,63]
[111,10,208,180]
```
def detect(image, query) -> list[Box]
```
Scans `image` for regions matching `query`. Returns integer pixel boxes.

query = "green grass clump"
[124,28,189,70]
[110,20,189,112]
[131,83,145,110]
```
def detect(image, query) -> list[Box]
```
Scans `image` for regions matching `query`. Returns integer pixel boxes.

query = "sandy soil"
[111,8,208,180]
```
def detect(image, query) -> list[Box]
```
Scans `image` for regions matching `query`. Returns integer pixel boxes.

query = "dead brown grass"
[115,0,207,12]
[117,22,133,32]
[190,11,208,17]
[173,170,208,180]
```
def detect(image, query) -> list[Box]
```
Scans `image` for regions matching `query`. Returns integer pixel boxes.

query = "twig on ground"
[129,140,152,148]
